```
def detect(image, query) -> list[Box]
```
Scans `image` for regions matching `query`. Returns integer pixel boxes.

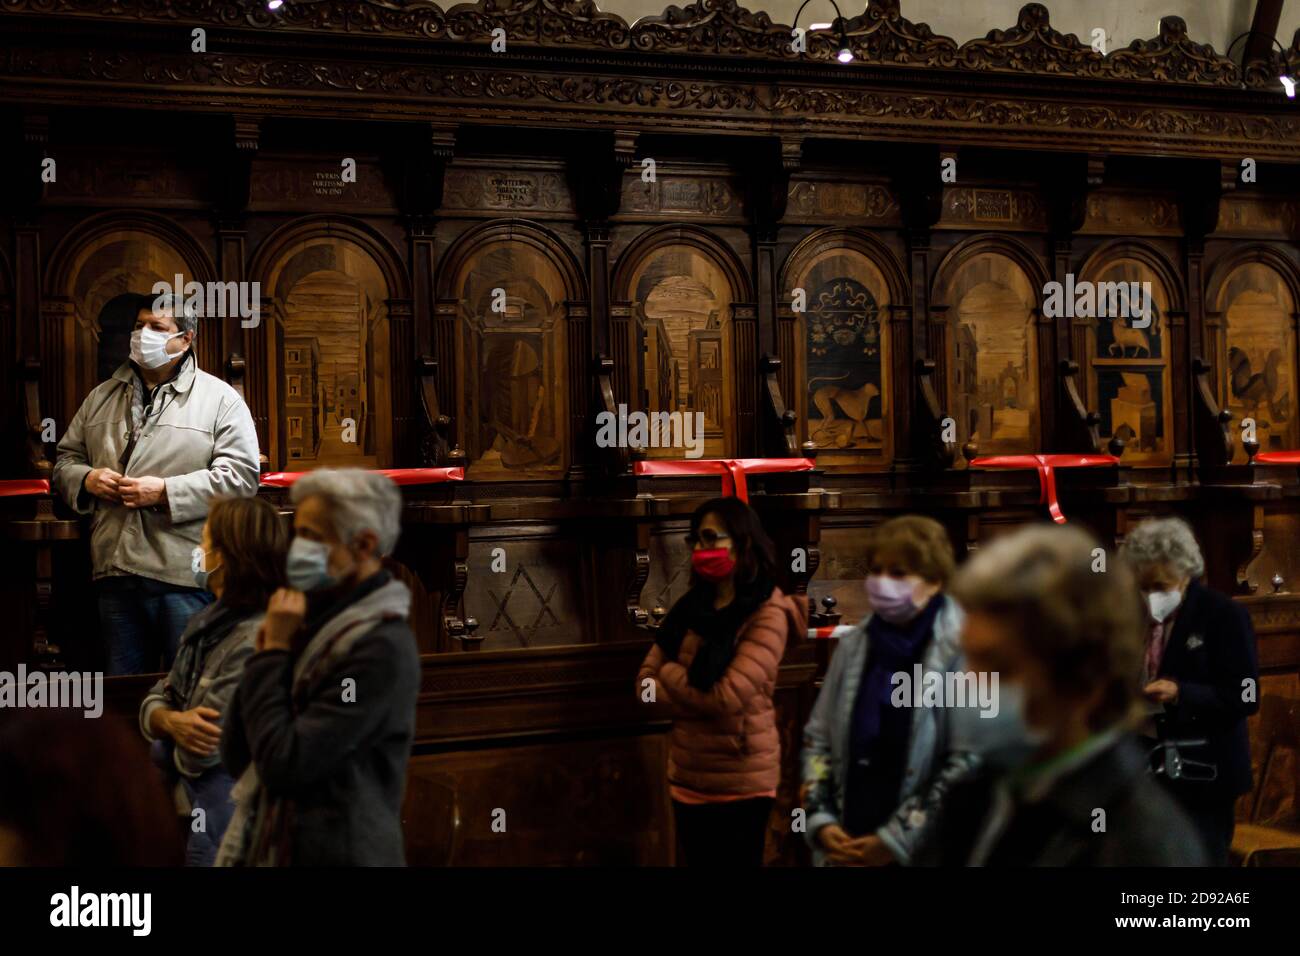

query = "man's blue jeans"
[96,575,213,675]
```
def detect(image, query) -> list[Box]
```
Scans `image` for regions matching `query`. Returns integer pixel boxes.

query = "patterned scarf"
[1143,613,1174,684]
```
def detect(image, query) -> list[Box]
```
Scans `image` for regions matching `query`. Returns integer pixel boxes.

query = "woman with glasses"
[800,515,965,866]
[637,497,808,866]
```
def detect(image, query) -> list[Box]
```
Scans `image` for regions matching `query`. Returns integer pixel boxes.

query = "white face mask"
[1147,589,1182,623]
[130,327,184,370]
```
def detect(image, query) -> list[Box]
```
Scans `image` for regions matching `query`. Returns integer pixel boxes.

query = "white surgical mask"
[286,537,336,593]
[191,547,222,593]
[1147,589,1182,623]
[130,327,184,370]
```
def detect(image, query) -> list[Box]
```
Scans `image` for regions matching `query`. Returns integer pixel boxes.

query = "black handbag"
[1148,738,1218,783]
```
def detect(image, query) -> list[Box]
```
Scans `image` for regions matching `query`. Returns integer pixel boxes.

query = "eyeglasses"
[685,529,731,549]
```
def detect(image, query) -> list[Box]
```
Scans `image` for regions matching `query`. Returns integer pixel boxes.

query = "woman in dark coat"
[1121,516,1260,864]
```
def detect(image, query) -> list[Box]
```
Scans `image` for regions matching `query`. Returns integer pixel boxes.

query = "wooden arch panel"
[1216,262,1299,462]
[783,244,892,470]
[262,236,393,470]
[942,251,1040,456]
[450,239,570,479]
[624,243,736,460]
[1080,255,1175,466]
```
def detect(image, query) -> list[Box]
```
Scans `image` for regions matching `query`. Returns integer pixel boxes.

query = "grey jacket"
[52,354,260,588]
[139,604,260,778]
[801,595,966,865]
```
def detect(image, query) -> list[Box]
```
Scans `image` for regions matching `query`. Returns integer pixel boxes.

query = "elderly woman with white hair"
[216,468,420,866]
[1120,516,1260,865]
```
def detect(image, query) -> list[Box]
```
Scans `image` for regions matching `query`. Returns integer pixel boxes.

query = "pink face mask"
[692,548,736,583]
[865,574,922,623]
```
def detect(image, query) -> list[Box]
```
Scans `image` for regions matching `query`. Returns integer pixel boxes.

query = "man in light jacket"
[52,293,260,674]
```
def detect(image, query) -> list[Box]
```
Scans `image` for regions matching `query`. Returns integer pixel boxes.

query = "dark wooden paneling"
[10,0,1300,868]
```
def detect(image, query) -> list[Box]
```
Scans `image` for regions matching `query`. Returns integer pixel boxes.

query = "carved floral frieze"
[3,43,1297,158]
[0,0,1262,88]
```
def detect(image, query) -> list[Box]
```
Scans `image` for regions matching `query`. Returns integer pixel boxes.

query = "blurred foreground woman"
[638,497,808,866]
[139,495,287,865]
[1121,517,1259,864]
[915,524,1207,866]
[801,515,965,866]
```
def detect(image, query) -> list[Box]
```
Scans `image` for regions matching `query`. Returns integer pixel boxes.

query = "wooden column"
[586,223,612,362]
[569,131,627,472]
[15,115,50,435]
[901,232,927,465]
[210,115,264,457]
[432,299,458,444]
[734,304,759,456]
[892,145,944,471]
[1177,160,1229,475]
[743,137,796,457]
[567,130,629,450]
[392,123,455,463]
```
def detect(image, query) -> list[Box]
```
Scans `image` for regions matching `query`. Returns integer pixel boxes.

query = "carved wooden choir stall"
[1,0,1299,864]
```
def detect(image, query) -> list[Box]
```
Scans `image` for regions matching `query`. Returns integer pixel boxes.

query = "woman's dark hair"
[0,710,182,865]
[689,496,778,588]
[207,495,289,611]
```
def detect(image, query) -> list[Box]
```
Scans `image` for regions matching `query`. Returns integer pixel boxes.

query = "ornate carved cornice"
[630,0,788,57]
[956,2,1101,77]
[0,0,1253,88]
[838,0,957,68]
[1107,15,1239,87]
[2,43,1297,160]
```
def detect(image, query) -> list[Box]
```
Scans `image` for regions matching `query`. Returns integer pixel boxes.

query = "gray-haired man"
[52,293,260,674]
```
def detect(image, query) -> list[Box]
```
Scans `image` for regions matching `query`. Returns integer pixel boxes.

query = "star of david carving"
[653,554,694,609]
[484,563,560,647]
